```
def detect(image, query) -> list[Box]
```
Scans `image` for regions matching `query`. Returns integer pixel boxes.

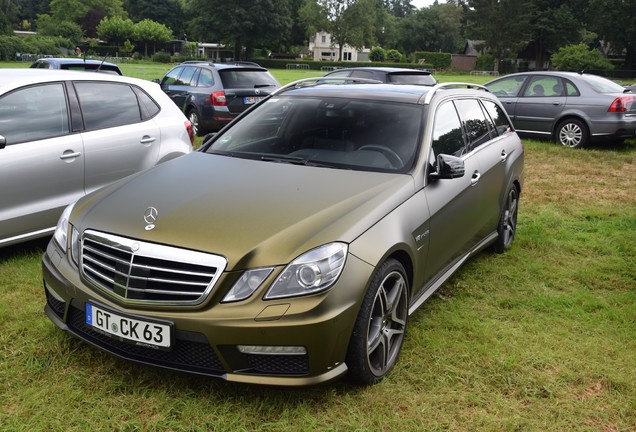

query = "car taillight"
[211,91,227,106]
[185,120,194,145]
[608,95,634,113]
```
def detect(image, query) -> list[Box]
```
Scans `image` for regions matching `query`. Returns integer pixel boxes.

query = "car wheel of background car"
[556,118,588,148]
[358,144,404,167]
[492,184,519,253]
[188,108,202,136]
[346,258,409,385]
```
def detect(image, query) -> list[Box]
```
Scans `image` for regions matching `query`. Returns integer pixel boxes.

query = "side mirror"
[429,154,465,180]
[151,78,161,84]
[0,135,6,150]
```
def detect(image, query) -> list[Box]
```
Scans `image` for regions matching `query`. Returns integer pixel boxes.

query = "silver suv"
[43,80,523,386]
[0,69,193,247]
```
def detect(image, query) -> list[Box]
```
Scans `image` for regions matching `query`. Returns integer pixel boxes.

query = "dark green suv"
[158,62,280,135]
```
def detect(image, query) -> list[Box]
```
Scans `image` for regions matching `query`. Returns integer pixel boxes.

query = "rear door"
[513,75,567,135]
[73,81,161,194]
[486,75,528,120]
[0,82,83,244]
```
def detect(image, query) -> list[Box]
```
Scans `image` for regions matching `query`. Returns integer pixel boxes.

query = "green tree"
[369,46,386,61]
[395,2,462,55]
[133,18,172,57]
[551,43,613,72]
[49,0,126,37]
[36,14,84,45]
[587,0,636,69]
[97,15,134,47]
[185,0,292,59]
[466,0,533,71]
[124,0,185,38]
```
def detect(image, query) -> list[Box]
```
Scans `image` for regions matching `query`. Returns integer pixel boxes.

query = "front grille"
[67,304,225,375]
[81,230,226,305]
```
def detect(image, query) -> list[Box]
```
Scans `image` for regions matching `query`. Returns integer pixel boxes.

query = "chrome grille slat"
[80,230,227,306]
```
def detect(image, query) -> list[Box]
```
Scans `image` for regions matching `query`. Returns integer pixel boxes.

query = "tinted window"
[75,82,141,130]
[133,86,160,119]
[178,66,197,86]
[388,73,436,85]
[162,67,183,85]
[432,101,464,157]
[0,83,69,144]
[454,99,491,151]
[349,70,374,79]
[482,100,513,136]
[197,68,215,87]
[219,70,279,89]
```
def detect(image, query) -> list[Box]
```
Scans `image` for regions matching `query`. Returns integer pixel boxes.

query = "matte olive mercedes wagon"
[43,80,524,386]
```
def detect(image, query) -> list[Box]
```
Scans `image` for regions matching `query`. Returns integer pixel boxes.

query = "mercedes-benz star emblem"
[144,206,158,231]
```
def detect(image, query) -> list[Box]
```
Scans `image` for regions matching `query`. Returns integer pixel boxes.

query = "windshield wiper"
[260,155,334,168]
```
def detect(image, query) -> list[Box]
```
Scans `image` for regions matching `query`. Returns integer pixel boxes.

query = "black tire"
[492,184,519,253]
[187,108,202,136]
[556,118,588,148]
[346,258,409,385]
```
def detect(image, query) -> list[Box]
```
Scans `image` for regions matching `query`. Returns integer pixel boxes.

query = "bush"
[369,47,385,62]
[0,35,65,60]
[551,43,613,72]
[386,49,402,63]
[413,51,452,69]
[152,50,171,63]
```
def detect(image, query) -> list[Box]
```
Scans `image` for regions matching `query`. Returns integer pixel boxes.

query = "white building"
[309,31,370,62]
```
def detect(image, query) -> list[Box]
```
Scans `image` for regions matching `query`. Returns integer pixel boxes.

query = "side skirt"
[408,231,498,316]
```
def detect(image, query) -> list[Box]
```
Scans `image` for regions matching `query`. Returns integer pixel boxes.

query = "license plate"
[85,303,172,349]
[244,96,265,105]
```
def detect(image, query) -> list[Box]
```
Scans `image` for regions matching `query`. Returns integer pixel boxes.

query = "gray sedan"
[486,71,636,147]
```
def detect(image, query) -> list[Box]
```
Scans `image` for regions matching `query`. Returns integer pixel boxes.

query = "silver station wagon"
[0,69,193,247]
[43,80,524,386]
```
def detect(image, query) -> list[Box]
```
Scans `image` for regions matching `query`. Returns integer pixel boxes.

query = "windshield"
[205,95,423,173]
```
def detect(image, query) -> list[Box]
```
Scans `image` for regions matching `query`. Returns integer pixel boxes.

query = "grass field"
[1,61,635,431]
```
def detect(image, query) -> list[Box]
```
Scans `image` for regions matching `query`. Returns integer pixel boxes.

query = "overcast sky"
[411,0,438,8]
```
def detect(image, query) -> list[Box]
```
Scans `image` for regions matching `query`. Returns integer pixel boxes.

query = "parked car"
[323,66,437,86]
[30,57,123,75]
[485,71,636,148]
[0,69,193,248]
[157,62,280,135]
[43,80,524,386]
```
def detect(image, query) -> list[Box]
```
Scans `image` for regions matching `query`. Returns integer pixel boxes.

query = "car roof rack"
[422,82,490,104]
[271,76,383,96]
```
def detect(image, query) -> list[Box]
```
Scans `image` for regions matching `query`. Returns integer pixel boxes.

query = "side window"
[132,86,160,119]
[178,66,197,86]
[197,68,214,87]
[565,80,580,96]
[487,76,526,97]
[482,100,513,136]
[75,82,141,130]
[431,101,465,160]
[161,67,183,86]
[0,83,69,144]
[350,70,374,79]
[522,76,564,97]
[454,99,492,152]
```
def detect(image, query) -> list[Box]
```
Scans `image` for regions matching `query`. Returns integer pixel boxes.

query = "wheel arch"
[552,114,590,138]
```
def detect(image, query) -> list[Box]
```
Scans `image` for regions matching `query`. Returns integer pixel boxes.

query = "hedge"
[252,58,436,71]
[0,35,67,61]
[412,51,452,69]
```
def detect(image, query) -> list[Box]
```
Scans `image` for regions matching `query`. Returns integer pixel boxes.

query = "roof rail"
[271,76,383,96]
[422,82,490,104]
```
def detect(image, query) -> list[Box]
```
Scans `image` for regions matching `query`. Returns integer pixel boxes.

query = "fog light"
[237,345,307,355]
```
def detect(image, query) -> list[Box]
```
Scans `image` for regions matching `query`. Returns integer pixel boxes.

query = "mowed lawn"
[0,61,635,431]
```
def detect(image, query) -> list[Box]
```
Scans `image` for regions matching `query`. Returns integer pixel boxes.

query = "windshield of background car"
[218,69,279,89]
[580,74,627,93]
[205,95,423,173]
[388,73,436,86]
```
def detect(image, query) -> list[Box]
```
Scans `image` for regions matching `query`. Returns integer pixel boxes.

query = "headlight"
[265,243,348,300]
[53,203,75,251]
[222,267,273,303]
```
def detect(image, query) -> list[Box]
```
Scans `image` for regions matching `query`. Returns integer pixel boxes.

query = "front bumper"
[42,241,372,386]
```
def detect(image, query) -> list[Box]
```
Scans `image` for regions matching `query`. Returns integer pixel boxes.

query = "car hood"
[74,152,415,270]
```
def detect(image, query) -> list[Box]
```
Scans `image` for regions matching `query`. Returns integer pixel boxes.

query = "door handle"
[471,171,481,186]
[140,136,156,144]
[501,150,508,163]
[60,150,81,160]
